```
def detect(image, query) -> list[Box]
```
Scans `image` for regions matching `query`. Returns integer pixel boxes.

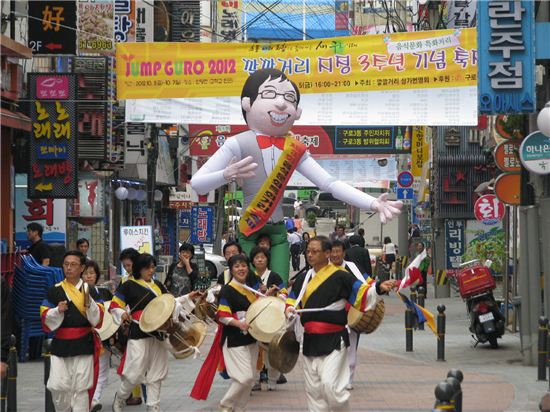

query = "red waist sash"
[303,321,345,334]
[55,327,92,340]
[131,310,143,321]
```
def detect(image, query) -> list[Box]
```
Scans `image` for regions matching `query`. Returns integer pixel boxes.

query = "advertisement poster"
[463,220,505,277]
[77,0,114,54]
[28,1,77,55]
[120,225,153,254]
[120,28,478,126]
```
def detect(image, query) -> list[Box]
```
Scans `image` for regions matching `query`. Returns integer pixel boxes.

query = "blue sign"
[445,219,465,272]
[397,171,414,188]
[178,210,191,228]
[396,187,414,200]
[478,1,535,114]
[190,206,214,244]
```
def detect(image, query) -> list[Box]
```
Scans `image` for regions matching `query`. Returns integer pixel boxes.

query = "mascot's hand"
[371,192,403,224]
[223,156,258,182]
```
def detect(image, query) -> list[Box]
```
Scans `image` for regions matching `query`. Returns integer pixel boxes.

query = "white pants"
[263,350,279,387]
[347,329,360,384]
[117,337,169,408]
[47,354,93,412]
[93,350,110,401]
[221,342,259,411]
[303,342,351,412]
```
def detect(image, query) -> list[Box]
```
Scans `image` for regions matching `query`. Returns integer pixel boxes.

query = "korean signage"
[120,225,153,254]
[28,1,77,55]
[77,0,115,54]
[188,124,411,156]
[217,0,242,42]
[179,210,191,228]
[411,127,428,177]
[520,131,550,175]
[73,57,108,161]
[445,219,465,275]
[335,0,349,32]
[478,1,535,114]
[171,1,200,42]
[119,28,478,126]
[15,188,66,249]
[28,74,78,199]
[169,191,193,210]
[474,194,506,225]
[114,0,154,43]
[124,122,147,164]
[494,139,521,172]
[190,206,214,244]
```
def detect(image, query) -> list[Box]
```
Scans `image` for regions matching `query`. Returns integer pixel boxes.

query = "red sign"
[494,140,521,172]
[474,194,505,225]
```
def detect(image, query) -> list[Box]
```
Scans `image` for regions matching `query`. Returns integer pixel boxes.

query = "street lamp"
[537,101,550,137]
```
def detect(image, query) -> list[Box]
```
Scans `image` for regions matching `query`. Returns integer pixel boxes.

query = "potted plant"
[306,211,317,228]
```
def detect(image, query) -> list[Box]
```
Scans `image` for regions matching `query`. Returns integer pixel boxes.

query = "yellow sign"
[411,127,429,177]
[116,28,477,100]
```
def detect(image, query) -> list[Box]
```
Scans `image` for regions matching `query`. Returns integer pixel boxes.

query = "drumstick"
[247,300,273,326]
[122,291,151,325]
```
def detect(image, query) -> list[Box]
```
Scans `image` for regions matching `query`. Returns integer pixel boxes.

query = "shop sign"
[179,210,191,228]
[519,131,550,174]
[445,219,465,275]
[411,126,428,177]
[494,140,521,172]
[120,225,153,254]
[477,1,535,114]
[169,191,193,209]
[171,1,200,42]
[77,0,114,54]
[190,206,213,244]
[494,173,520,205]
[474,194,505,225]
[217,0,241,42]
[28,74,78,199]
[28,1,77,55]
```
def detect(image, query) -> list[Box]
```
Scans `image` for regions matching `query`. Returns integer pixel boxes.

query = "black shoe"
[251,382,262,391]
[277,374,287,384]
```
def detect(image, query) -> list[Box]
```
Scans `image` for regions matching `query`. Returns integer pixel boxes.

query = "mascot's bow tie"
[257,135,286,150]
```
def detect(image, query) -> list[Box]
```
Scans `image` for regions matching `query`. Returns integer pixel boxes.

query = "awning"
[0,35,32,59]
[1,108,31,132]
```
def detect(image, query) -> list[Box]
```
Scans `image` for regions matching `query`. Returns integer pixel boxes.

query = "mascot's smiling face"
[241,73,302,137]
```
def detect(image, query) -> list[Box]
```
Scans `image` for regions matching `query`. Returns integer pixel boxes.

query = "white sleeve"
[86,299,101,327]
[364,283,381,312]
[190,139,242,195]
[297,156,377,211]
[110,307,126,325]
[44,307,64,331]
[175,294,196,313]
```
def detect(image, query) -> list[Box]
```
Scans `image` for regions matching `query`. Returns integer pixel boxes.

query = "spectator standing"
[293,199,303,218]
[345,235,372,276]
[330,224,350,249]
[356,228,366,248]
[288,229,302,271]
[164,242,198,297]
[76,238,91,260]
[293,214,303,233]
[26,222,52,266]
[382,236,397,267]
[301,232,311,271]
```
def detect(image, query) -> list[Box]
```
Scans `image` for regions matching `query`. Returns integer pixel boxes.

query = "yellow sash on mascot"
[239,134,307,237]
[60,280,87,317]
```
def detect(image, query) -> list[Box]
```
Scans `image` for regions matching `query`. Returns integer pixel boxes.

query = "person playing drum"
[110,253,199,412]
[286,237,396,412]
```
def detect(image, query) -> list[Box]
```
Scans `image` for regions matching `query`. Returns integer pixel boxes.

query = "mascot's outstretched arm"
[191,138,258,195]
[297,157,403,224]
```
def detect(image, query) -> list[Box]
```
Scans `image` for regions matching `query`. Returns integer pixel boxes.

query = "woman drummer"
[110,253,199,412]
[218,254,278,411]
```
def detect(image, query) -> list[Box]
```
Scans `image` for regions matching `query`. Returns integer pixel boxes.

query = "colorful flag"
[397,249,427,291]
[397,291,437,336]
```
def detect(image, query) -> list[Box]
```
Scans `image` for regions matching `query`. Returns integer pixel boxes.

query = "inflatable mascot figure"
[191,68,403,282]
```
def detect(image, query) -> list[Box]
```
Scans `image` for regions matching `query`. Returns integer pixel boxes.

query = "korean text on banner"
[116,28,477,100]
[411,127,429,177]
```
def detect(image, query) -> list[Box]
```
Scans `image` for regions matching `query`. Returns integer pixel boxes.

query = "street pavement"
[14,218,549,411]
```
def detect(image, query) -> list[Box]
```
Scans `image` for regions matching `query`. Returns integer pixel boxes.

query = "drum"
[268,329,300,374]
[139,294,207,359]
[194,284,220,321]
[347,300,385,334]
[95,301,120,341]
[245,296,286,343]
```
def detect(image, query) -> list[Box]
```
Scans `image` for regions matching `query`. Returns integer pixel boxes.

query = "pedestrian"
[356,228,366,248]
[164,242,198,297]
[288,229,302,271]
[330,224,350,249]
[345,235,372,276]
[77,238,91,260]
[382,236,397,268]
[330,240,374,390]
[293,214,303,233]
[301,232,311,271]
[82,260,112,412]
[110,253,199,412]
[294,199,303,218]
[40,250,104,412]
[26,222,51,266]
[286,237,395,411]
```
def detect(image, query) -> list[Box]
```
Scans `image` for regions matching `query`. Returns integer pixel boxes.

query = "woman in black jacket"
[164,242,198,296]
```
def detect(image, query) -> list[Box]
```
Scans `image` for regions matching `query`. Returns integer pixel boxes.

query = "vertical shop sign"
[445,219,465,276]
[217,0,241,42]
[135,0,154,42]
[190,206,213,244]
[28,74,78,199]
[335,0,349,31]
[77,0,115,54]
[411,126,428,177]
[171,1,201,42]
[74,57,108,160]
[28,1,77,54]
[478,1,535,114]
[114,0,135,42]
